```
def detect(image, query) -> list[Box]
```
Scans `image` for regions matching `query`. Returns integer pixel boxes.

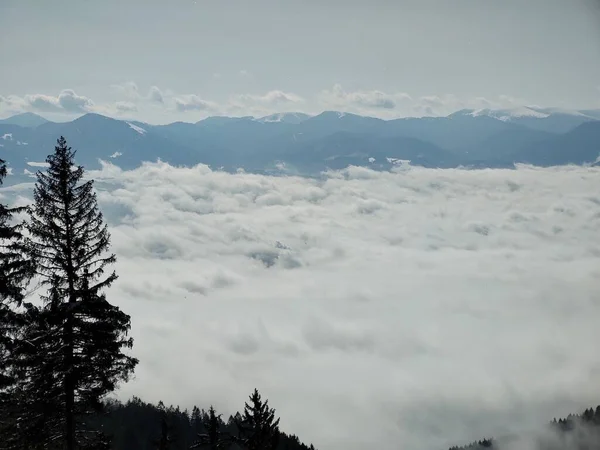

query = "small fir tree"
[235,389,280,450]
[190,405,233,450]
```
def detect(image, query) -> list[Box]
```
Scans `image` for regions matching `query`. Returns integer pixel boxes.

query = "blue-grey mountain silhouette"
[1,108,598,184]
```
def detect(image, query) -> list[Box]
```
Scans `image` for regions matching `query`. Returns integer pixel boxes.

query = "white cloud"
[111,82,165,104]
[320,84,411,113]
[240,69,250,77]
[110,81,141,100]
[0,86,568,131]
[224,90,306,117]
[174,94,217,112]
[148,86,164,104]
[0,83,543,122]
[0,94,28,114]
[2,84,301,120]
[34,161,594,450]
[115,101,138,113]
[236,90,305,106]
[24,89,94,113]
[0,90,116,117]
[317,85,532,118]
[411,93,530,117]
[57,89,95,112]
[22,94,60,112]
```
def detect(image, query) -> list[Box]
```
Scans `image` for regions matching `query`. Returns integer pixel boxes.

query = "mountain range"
[1,107,599,184]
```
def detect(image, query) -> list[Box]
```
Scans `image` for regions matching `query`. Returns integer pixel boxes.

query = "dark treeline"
[87,391,315,450]
[449,406,600,450]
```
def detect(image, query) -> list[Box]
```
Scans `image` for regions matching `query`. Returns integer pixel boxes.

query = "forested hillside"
[449,406,600,450]
[90,393,315,450]
[85,398,600,450]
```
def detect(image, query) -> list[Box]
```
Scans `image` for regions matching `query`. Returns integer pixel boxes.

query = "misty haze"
[1,1,600,450]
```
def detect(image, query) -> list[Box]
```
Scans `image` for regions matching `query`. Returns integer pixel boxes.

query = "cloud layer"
[25,89,95,113]
[319,83,410,112]
[0,83,542,123]
[0,90,95,115]
[5,163,583,450]
[174,94,217,112]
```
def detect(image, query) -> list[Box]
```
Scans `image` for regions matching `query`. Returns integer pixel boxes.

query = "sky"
[3,163,600,450]
[1,0,600,123]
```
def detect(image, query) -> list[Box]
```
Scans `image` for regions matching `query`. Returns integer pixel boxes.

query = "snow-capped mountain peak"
[127,122,147,135]
[256,112,312,124]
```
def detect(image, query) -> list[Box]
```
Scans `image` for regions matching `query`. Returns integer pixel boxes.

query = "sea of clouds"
[2,162,600,450]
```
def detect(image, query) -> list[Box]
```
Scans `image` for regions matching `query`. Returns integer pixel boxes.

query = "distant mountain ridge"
[451,106,599,133]
[0,112,49,128]
[1,107,599,184]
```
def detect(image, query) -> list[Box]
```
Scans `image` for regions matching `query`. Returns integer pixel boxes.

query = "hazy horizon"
[2,0,600,124]
[3,104,600,128]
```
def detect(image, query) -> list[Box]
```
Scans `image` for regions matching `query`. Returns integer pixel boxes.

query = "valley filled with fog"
[4,162,599,450]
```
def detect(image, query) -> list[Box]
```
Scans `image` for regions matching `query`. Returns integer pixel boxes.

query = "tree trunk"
[64,175,76,450]
[65,314,75,450]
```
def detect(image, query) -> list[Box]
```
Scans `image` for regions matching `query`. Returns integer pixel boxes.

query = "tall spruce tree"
[21,137,138,450]
[190,406,233,450]
[4,290,67,450]
[155,416,175,450]
[235,389,280,450]
[0,157,36,445]
[0,158,34,304]
[0,156,35,354]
